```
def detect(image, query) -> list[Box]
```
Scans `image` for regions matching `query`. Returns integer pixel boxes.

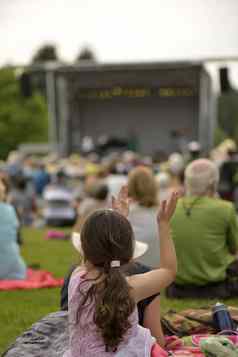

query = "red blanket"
[0,269,63,290]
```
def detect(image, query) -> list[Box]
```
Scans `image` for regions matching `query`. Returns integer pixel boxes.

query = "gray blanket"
[2,311,69,357]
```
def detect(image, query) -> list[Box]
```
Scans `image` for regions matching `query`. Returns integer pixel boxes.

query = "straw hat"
[72,232,148,260]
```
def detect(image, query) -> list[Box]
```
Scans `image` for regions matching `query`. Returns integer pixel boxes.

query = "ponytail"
[77,267,135,352]
[77,209,135,352]
[94,267,135,352]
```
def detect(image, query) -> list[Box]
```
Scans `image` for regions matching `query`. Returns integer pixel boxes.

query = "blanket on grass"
[2,311,68,357]
[44,230,69,241]
[3,307,238,356]
[0,269,63,290]
[161,306,238,336]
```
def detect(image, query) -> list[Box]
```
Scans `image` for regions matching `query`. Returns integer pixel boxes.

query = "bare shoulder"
[71,266,85,277]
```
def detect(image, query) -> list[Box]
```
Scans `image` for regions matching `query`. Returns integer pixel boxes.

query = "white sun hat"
[72,232,148,260]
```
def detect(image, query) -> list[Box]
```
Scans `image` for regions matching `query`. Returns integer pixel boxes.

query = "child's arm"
[128,192,178,302]
[143,296,165,347]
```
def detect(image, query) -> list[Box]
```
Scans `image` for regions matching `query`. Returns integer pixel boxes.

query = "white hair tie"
[110,260,120,268]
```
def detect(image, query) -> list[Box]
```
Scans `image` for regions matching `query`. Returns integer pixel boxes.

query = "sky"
[1,0,238,88]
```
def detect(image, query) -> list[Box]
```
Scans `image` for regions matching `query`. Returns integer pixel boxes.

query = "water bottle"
[212,302,235,332]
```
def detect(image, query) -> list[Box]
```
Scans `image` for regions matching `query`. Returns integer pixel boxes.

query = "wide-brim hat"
[72,232,148,260]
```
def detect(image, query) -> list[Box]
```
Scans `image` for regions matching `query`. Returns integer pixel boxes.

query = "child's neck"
[84,261,102,280]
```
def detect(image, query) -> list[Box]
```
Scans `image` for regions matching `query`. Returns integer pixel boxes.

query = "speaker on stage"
[219,67,231,93]
[20,72,32,97]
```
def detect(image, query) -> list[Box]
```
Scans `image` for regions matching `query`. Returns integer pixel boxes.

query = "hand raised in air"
[157,191,179,224]
[111,185,132,218]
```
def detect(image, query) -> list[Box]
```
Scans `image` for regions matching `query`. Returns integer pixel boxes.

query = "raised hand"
[157,191,179,223]
[111,185,131,218]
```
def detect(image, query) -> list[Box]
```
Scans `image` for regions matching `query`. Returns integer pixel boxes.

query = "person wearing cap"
[167,158,238,298]
[187,141,201,162]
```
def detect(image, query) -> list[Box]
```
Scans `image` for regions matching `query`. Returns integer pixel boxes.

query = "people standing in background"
[32,163,50,197]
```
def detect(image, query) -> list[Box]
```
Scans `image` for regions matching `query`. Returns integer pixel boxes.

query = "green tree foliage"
[0,67,48,159]
[214,126,228,147]
[32,44,59,63]
[75,47,96,62]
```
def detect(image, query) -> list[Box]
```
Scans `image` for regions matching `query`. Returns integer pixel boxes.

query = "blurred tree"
[31,44,60,98]
[214,126,228,147]
[0,67,48,159]
[217,91,238,144]
[32,44,59,63]
[75,47,96,62]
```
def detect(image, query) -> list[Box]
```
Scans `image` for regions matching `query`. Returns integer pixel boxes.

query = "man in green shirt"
[168,158,238,298]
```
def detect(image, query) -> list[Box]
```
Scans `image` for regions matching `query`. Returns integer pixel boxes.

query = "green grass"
[1,228,238,353]
[0,228,78,353]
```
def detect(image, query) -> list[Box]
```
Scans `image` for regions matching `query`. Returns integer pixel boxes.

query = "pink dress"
[63,271,155,357]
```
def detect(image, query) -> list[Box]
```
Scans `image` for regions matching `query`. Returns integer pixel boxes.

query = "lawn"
[1,228,238,353]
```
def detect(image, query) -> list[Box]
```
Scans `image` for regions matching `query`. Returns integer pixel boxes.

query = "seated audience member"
[61,190,177,356]
[0,180,27,280]
[103,157,128,199]
[0,174,23,245]
[79,181,109,216]
[43,171,76,227]
[167,158,238,298]
[61,233,165,347]
[156,172,172,202]
[8,174,36,226]
[128,166,160,268]
[218,148,238,203]
[75,181,109,232]
[167,152,185,192]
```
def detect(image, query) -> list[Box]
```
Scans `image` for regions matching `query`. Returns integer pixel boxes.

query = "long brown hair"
[77,209,135,352]
[128,166,158,207]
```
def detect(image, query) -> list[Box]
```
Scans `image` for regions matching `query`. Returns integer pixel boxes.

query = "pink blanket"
[151,335,238,356]
[0,269,63,290]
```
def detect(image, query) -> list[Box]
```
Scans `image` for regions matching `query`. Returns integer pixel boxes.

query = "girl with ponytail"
[63,186,178,356]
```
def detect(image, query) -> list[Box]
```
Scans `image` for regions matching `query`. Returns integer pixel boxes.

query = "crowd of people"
[1,138,238,355]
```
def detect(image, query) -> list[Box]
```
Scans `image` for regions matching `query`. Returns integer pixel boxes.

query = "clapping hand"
[111,185,131,218]
[157,191,179,224]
